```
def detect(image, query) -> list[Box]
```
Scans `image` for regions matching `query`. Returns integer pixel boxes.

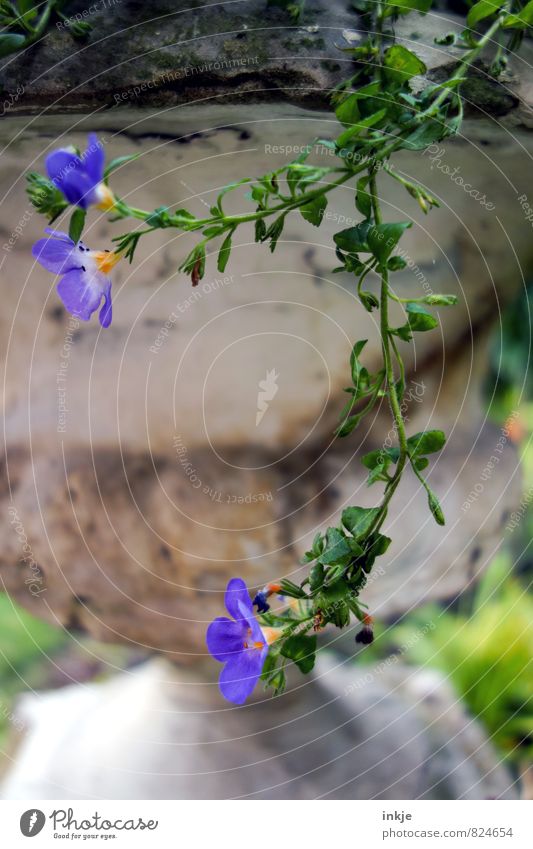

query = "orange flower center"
[92,250,122,274]
[95,183,116,211]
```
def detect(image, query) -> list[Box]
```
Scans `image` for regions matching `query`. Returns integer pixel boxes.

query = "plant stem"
[369,169,409,527]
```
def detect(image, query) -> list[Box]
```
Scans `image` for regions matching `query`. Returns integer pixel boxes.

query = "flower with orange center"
[32,229,122,327]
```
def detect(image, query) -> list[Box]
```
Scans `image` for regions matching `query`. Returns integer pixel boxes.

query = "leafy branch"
[26,0,531,694]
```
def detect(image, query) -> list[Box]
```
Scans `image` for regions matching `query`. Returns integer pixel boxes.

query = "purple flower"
[206,578,269,704]
[32,229,121,327]
[46,133,115,211]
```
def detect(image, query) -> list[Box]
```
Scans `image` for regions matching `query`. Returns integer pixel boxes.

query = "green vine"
[26,0,532,696]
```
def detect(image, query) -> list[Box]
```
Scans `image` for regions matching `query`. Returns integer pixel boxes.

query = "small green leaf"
[356,176,372,218]
[336,108,388,146]
[318,527,352,565]
[281,634,317,674]
[349,339,368,385]
[368,222,412,267]
[407,429,446,456]
[342,506,381,539]
[146,206,171,227]
[173,208,199,229]
[68,208,86,243]
[334,221,372,254]
[423,294,458,306]
[402,119,447,151]
[279,579,307,599]
[383,45,427,85]
[388,256,407,271]
[335,82,381,126]
[260,652,278,682]
[467,0,503,27]
[300,195,327,227]
[309,562,325,592]
[0,33,27,59]
[17,0,39,16]
[324,564,348,586]
[406,301,438,332]
[217,230,233,273]
[502,0,533,28]
[255,219,267,242]
[265,215,285,252]
[363,447,400,469]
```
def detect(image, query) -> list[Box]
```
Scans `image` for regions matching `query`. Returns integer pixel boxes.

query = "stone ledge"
[0,0,531,126]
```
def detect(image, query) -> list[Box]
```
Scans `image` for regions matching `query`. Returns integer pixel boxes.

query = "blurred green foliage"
[0,593,68,748]
[485,283,533,419]
[369,555,533,764]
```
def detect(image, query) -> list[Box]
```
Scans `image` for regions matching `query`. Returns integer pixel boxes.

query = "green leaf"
[318,527,351,565]
[362,447,400,468]
[68,208,86,243]
[300,194,327,227]
[388,256,407,271]
[467,0,503,27]
[423,293,458,306]
[255,219,267,242]
[146,206,171,227]
[301,532,325,564]
[281,634,317,674]
[407,429,446,456]
[383,45,426,85]
[334,221,372,254]
[349,339,368,386]
[17,0,38,14]
[103,154,139,182]
[359,291,380,312]
[367,532,392,558]
[391,302,439,338]
[368,221,412,267]
[336,409,367,438]
[502,0,533,28]
[265,215,285,252]
[309,562,325,592]
[356,176,372,218]
[406,301,438,332]
[279,579,307,599]
[173,208,199,229]
[335,82,381,126]
[324,564,348,586]
[0,33,27,58]
[402,119,446,151]
[217,230,233,273]
[336,109,388,146]
[366,460,389,485]
[341,506,381,539]
[260,652,278,682]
